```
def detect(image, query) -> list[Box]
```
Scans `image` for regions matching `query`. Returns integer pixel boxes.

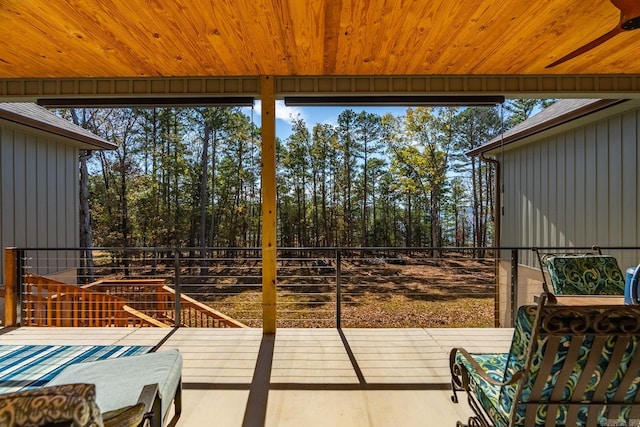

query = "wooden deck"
[0,327,513,426]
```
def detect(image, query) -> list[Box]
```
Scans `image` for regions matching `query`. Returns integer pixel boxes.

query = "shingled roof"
[468,99,627,157]
[0,103,114,149]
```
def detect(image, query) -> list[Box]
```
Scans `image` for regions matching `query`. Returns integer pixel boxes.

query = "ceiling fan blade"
[611,0,640,24]
[546,26,623,68]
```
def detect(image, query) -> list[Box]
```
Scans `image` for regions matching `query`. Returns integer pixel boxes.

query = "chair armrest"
[137,384,161,427]
[450,347,524,402]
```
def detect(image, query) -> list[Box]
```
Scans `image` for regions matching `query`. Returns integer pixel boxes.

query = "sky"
[242,100,408,141]
[241,100,551,142]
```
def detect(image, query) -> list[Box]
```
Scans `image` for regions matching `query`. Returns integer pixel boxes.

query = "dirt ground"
[205,257,497,328]
[88,252,498,328]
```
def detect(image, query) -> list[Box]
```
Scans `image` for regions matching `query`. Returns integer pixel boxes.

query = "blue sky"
[241,100,551,142]
[242,101,408,141]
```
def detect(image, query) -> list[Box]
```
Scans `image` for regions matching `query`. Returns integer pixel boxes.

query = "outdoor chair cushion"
[509,332,640,425]
[545,254,625,295]
[454,305,536,427]
[451,297,640,426]
[455,353,510,427]
[0,383,103,427]
[48,349,182,426]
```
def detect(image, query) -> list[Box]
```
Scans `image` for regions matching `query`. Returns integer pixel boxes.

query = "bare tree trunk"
[208,132,218,246]
[471,157,480,256]
[312,171,319,246]
[406,194,412,247]
[79,149,95,283]
[321,171,328,246]
[70,109,95,283]
[200,124,210,275]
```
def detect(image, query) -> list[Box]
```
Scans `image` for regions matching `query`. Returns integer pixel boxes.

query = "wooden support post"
[261,76,277,334]
[4,247,18,326]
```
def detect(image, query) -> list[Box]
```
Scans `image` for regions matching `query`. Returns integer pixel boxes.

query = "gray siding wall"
[500,106,640,270]
[0,120,79,280]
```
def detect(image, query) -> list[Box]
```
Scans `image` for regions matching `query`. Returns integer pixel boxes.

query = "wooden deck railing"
[84,279,247,328]
[161,286,247,328]
[82,279,171,317]
[23,274,134,327]
[122,305,170,328]
[19,275,246,327]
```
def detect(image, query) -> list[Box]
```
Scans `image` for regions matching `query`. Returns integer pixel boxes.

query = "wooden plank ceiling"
[1,0,639,79]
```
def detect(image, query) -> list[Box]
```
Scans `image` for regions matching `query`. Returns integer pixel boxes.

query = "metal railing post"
[17,249,25,326]
[336,249,342,328]
[174,250,181,328]
[510,249,519,327]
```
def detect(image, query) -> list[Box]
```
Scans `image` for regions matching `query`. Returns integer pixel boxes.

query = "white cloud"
[321,117,338,128]
[248,100,304,125]
[275,100,304,125]
[242,100,307,140]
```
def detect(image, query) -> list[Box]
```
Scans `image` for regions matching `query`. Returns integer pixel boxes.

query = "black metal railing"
[5,246,639,328]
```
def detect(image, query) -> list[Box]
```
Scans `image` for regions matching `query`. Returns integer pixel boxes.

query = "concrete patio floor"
[0,327,513,426]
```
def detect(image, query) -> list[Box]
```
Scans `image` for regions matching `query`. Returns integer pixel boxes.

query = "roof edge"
[467,99,627,157]
[0,109,116,150]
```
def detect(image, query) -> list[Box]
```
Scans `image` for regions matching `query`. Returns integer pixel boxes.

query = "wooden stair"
[22,274,246,328]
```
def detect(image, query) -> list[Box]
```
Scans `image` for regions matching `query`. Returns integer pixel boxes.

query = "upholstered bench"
[48,349,183,427]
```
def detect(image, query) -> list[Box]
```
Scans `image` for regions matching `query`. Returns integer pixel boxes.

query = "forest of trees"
[59,99,553,250]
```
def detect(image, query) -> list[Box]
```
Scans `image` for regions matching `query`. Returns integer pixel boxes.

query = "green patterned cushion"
[454,306,537,427]
[546,255,625,295]
[455,352,510,427]
[514,336,636,425]
[499,305,536,412]
[455,304,640,426]
[0,383,103,427]
[513,312,640,426]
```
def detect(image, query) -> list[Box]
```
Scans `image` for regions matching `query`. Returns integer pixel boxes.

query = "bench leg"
[175,379,182,417]
[166,379,182,427]
[151,393,163,427]
[465,393,493,427]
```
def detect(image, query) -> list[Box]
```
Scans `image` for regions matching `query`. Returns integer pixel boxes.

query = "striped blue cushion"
[0,345,151,394]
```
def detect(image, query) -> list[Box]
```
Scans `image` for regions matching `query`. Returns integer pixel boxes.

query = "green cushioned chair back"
[545,255,625,295]
[498,305,536,413]
[509,304,640,426]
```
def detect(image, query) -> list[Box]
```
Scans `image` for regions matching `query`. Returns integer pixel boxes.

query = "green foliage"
[62,100,555,250]
[504,99,557,127]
